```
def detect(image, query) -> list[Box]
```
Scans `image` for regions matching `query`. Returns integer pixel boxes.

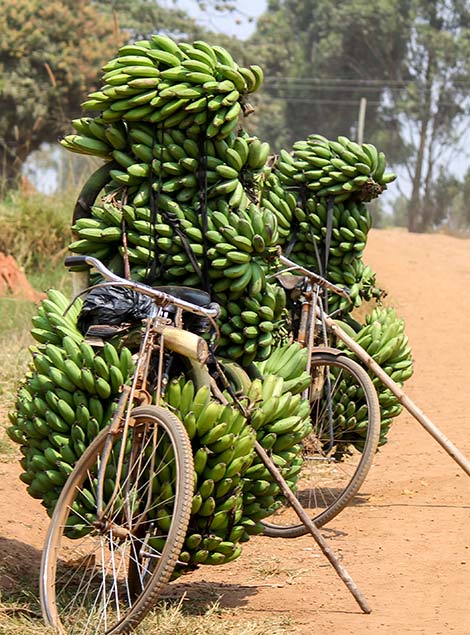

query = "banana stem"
[327,317,470,478]
[254,440,372,614]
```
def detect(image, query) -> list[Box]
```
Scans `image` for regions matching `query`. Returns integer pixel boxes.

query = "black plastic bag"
[77,285,153,334]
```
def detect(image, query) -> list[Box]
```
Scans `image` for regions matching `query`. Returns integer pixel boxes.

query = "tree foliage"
[248,0,470,233]
[396,1,470,231]
[94,0,207,41]
[0,0,124,185]
[248,0,412,147]
[0,0,253,187]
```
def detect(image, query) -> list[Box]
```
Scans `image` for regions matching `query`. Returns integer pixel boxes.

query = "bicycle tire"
[261,351,380,537]
[40,405,194,635]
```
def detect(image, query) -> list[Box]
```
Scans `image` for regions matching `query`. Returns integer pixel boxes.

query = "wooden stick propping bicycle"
[278,251,470,479]
[254,440,372,614]
[326,317,470,478]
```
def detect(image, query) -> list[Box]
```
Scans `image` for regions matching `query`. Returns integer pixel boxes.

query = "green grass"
[0,298,39,405]
[0,298,35,460]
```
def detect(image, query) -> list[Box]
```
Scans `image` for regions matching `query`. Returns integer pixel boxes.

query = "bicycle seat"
[154,285,212,308]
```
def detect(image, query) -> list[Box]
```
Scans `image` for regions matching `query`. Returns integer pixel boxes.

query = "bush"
[0,190,73,272]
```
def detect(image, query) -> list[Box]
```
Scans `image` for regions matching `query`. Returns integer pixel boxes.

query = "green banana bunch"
[261,168,384,314]
[163,376,256,568]
[107,126,269,211]
[200,343,309,538]
[62,36,264,154]
[272,134,396,202]
[69,126,274,286]
[7,289,134,515]
[260,173,298,244]
[334,307,413,447]
[254,341,308,383]
[158,361,311,563]
[70,172,288,368]
[215,285,287,367]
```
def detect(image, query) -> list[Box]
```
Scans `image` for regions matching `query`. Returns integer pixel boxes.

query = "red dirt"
[1,228,470,633]
[0,252,44,302]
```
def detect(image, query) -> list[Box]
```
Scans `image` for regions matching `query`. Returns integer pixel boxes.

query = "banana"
[150,34,183,57]
[62,134,111,157]
[193,447,209,475]
[195,400,221,436]
[247,140,270,170]
[200,421,228,446]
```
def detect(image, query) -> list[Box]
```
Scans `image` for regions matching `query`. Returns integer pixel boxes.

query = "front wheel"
[262,352,380,538]
[40,405,194,635]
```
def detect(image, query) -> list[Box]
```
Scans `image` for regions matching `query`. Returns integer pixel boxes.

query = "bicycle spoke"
[262,353,380,536]
[41,406,194,635]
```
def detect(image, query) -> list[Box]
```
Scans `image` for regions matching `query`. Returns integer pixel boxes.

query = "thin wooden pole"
[357,98,367,144]
[327,317,470,477]
[255,441,372,614]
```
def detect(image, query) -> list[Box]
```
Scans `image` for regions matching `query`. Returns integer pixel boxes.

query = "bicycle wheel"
[262,351,380,537]
[40,405,194,635]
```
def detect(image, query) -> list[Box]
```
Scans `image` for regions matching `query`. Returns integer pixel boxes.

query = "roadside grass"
[0,297,37,459]
[0,186,75,453]
[0,593,292,635]
[0,190,73,275]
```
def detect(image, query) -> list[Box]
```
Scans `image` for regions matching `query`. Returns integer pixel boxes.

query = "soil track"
[1,228,470,633]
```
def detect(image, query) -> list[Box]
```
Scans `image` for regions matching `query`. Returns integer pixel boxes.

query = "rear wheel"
[261,352,380,537]
[40,405,194,635]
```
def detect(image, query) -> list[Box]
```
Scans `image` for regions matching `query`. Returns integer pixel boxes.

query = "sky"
[170,0,266,39]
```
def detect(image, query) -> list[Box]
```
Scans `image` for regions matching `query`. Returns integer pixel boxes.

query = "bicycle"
[40,255,221,635]
[40,253,377,634]
[259,253,381,538]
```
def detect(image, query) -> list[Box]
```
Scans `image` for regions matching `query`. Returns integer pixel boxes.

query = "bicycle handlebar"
[278,254,351,300]
[65,256,220,319]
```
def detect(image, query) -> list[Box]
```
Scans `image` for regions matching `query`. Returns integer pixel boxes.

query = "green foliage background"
[1,0,470,232]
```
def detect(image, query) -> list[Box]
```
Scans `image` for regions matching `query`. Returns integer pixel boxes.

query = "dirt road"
[1,228,469,633]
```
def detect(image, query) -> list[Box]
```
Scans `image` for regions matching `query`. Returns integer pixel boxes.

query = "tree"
[0,0,212,189]
[249,0,470,234]
[247,0,412,149]
[396,1,470,232]
[95,0,207,42]
[423,170,470,234]
[0,0,124,187]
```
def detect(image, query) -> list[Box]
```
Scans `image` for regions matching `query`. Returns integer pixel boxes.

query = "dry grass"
[0,190,72,274]
[0,596,293,635]
[134,599,293,635]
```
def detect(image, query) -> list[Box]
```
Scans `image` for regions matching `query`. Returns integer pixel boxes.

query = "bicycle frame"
[273,253,351,378]
[65,255,218,526]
